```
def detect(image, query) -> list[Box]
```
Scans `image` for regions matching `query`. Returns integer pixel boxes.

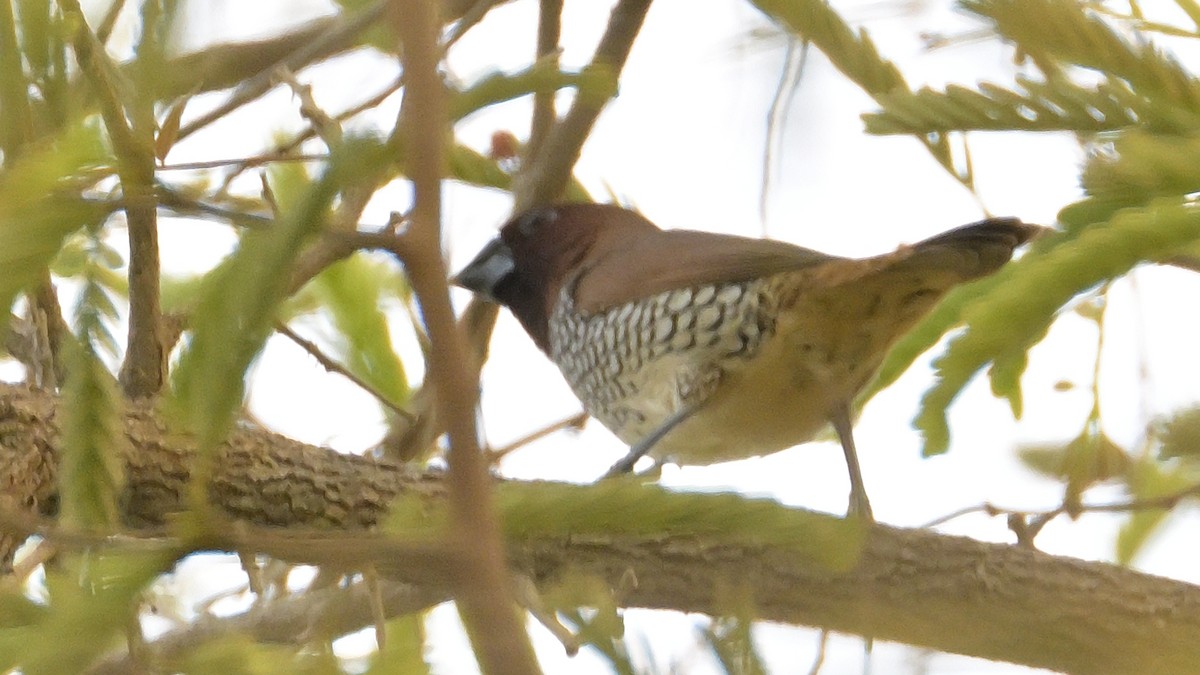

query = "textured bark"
[2,382,1200,674]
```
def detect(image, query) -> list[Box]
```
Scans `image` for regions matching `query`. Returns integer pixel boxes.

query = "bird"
[454,203,1038,520]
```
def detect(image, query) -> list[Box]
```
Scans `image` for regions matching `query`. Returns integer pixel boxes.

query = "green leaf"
[1081,132,1200,216]
[385,482,865,571]
[365,615,430,675]
[170,634,341,675]
[160,272,208,313]
[917,199,1200,455]
[59,229,126,530]
[15,0,51,77]
[172,136,388,449]
[1158,406,1200,461]
[749,0,907,98]
[705,617,767,675]
[59,345,124,529]
[964,0,1200,119]
[449,59,586,122]
[9,551,173,675]
[305,254,410,408]
[1115,457,1196,564]
[1018,430,1131,509]
[0,121,111,314]
[865,76,1142,135]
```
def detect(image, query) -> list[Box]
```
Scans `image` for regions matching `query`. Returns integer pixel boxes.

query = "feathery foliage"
[58,233,125,530]
[171,136,390,451]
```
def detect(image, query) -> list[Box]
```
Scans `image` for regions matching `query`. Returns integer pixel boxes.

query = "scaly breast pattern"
[548,279,776,446]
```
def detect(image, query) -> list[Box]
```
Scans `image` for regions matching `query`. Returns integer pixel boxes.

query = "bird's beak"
[451,237,515,302]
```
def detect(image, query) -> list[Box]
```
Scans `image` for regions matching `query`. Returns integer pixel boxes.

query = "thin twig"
[527,0,563,160]
[487,411,588,462]
[95,0,127,45]
[443,0,509,49]
[514,574,581,656]
[390,0,541,671]
[60,0,166,398]
[513,0,654,211]
[274,321,416,422]
[158,153,329,171]
[175,1,388,142]
[760,37,808,234]
[214,76,403,194]
[90,577,447,675]
[923,481,1200,537]
[807,629,829,675]
[275,67,343,147]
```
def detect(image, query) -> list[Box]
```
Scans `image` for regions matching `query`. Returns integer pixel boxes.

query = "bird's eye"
[515,207,558,237]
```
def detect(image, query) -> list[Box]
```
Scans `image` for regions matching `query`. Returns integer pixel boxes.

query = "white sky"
[79,0,1200,673]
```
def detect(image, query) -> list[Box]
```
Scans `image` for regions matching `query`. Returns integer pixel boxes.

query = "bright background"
[90,0,1200,672]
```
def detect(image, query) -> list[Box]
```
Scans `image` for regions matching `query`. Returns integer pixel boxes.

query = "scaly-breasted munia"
[455,203,1037,520]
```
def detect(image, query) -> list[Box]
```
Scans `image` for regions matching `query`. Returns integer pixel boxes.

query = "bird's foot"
[846,489,875,523]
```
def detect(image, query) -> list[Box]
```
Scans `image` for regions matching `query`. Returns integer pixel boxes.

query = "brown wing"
[572,228,839,313]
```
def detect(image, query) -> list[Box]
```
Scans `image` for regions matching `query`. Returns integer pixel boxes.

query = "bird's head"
[453,203,659,351]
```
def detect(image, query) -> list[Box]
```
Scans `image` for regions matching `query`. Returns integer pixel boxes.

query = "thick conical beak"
[451,237,515,302]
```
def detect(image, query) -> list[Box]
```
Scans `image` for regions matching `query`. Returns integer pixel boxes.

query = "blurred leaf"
[965,0,1200,117]
[15,0,51,78]
[171,633,342,675]
[917,199,1200,455]
[9,551,173,675]
[705,616,767,675]
[0,588,45,628]
[172,136,389,449]
[386,482,864,571]
[555,582,634,675]
[862,269,1008,403]
[749,0,906,97]
[450,59,585,122]
[865,76,1143,135]
[1019,430,1131,509]
[1116,457,1197,564]
[1158,406,1200,460]
[59,232,126,530]
[1077,133,1200,226]
[332,0,396,54]
[365,614,429,675]
[160,271,209,313]
[59,343,125,527]
[0,120,111,314]
[305,254,410,408]
[155,94,190,161]
[988,344,1030,418]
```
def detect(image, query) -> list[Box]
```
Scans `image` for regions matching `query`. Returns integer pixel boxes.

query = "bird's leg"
[601,405,696,479]
[602,366,722,480]
[830,401,874,521]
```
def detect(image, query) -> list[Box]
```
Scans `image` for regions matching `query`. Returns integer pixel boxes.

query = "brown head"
[452,204,661,351]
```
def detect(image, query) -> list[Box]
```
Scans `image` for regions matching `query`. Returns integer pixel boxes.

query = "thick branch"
[2,383,1199,674]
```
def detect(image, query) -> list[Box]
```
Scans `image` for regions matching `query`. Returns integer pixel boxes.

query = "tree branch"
[60,0,166,397]
[88,578,447,675]
[2,383,1199,674]
[513,0,653,211]
[389,0,540,671]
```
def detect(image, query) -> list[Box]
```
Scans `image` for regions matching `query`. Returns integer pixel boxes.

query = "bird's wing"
[573,228,837,314]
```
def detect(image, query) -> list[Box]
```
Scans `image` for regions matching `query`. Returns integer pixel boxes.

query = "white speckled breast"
[547,279,776,444]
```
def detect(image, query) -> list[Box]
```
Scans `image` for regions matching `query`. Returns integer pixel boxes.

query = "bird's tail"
[901,217,1044,280]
